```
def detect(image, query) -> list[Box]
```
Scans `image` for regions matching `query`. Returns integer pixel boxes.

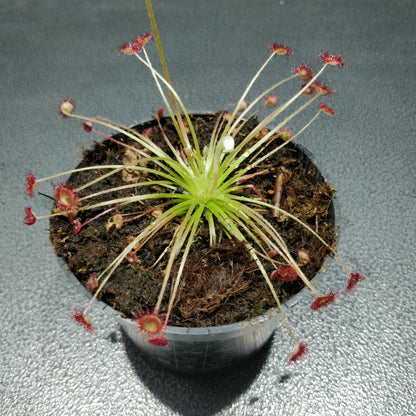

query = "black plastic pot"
[113,289,305,373]
[60,115,337,373]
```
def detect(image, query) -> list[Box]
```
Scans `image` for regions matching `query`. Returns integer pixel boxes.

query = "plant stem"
[144,0,190,147]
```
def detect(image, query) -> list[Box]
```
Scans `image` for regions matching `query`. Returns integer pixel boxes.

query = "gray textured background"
[1,0,415,415]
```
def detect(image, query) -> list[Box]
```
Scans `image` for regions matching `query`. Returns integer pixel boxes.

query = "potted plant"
[24,2,364,372]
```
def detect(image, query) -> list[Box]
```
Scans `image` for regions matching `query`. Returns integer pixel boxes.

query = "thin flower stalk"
[145,0,187,142]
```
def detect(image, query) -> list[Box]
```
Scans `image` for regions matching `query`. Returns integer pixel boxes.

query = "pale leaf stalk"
[35,165,128,184]
[227,74,298,138]
[78,179,176,203]
[139,49,191,152]
[239,205,320,295]
[136,50,202,166]
[249,63,329,136]
[153,200,198,314]
[215,197,320,295]
[247,245,299,344]
[220,51,277,138]
[236,93,321,164]
[76,167,123,193]
[61,111,169,159]
[63,108,201,187]
[234,195,351,275]
[76,191,189,213]
[212,206,299,344]
[220,93,321,185]
[163,205,205,328]
[82,211,176,316]
[222,63,329,172]
[251,107,323,168]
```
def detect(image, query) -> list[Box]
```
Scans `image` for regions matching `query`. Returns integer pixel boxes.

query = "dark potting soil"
[49,113,336,327]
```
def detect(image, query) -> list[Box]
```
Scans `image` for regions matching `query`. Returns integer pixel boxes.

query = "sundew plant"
[25,5,364,364]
